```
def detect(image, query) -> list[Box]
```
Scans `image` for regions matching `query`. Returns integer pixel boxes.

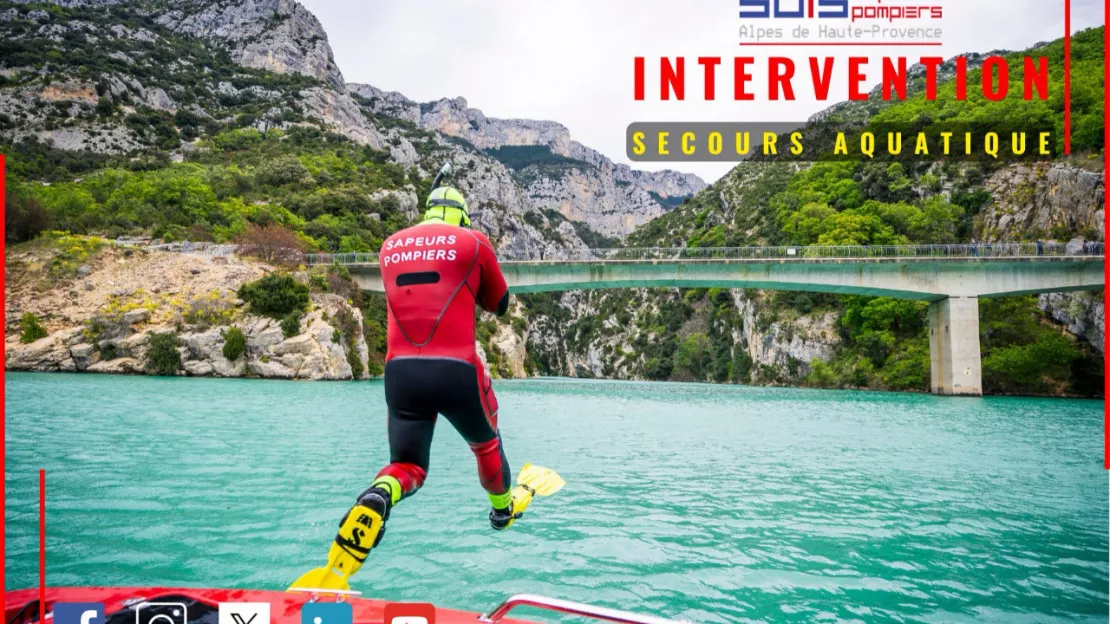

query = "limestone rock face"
[521,162,689,238]
[183,360,215,377]
[248,358,295,379]
[1040,292,1105,354]
[86,357,142,374]
[248,322,285,350]
[732,292,841,380]
[298,86,386,149]
[6,284,370,381]
[369,188,420,222]
[416,96,576,155]
[517,286,843,385]
[154,0,346,89]
[274,333,315,356]
[977,163,1104,243]
[347,84,706,238]
[6,332,79,372]
[70,343,100,370]
[975,162,1105,351]
[565,343,605,380]
[491,318,529,378]
[1,0,387,153]
[347,84,421,124]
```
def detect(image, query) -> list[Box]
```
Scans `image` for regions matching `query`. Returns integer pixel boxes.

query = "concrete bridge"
[308,243,1105,397]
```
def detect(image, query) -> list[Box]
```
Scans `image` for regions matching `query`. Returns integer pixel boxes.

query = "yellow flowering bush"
[180,290,238,327]
[43,231,108,279]
[103,289,159,319]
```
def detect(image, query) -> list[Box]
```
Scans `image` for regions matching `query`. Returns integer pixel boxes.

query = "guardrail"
[119,241,239,256]
[306,242,1104,265]
[478,594,689,624]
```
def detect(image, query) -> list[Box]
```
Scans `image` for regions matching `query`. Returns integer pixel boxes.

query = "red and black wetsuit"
[374,222,511,502]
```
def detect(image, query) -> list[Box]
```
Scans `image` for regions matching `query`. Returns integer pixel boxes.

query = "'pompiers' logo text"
[739,0,943,21]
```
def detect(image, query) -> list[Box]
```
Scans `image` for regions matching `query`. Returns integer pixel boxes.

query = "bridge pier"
[928,296,982,396]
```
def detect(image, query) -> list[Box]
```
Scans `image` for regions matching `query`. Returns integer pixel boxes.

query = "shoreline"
[5,369,1103,401]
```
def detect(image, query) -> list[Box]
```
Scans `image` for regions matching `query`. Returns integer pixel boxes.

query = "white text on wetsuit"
[382,234,458,267]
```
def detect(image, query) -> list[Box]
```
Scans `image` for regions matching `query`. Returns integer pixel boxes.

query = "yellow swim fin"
[495,463,566,530]
[288,502,385,592]
[517,463,566,496]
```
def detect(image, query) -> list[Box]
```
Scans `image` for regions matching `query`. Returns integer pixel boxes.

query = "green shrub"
[333,307,362,341]
[346,346,365,379]
[806,360,838,388]
[99,343,118,361]
[223,326,246,361]
[281,310,302,338]
[19,313,47,343]
[255,154,313,187]
[730,348,754,384]
[183,291,236,327]
[83,317,107,343]
[237,274,309,318]
[983,332,1081,395]
[147,332,181,376]
[366,355,384,377]
[674,332,710,380]
[309,273,329,292]
[881,344,930,391]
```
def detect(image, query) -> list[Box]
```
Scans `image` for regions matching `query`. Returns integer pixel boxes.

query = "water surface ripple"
[5,373,1106,622]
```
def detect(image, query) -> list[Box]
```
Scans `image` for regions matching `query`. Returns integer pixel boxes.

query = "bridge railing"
[306,242,1103,265]
[308,252,379,265]
[146,243,239,256]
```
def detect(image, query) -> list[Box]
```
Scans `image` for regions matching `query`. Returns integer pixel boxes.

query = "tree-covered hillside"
[8,126,416,250]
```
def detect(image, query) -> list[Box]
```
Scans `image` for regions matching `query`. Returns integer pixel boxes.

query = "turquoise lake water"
[4,372,1108,622]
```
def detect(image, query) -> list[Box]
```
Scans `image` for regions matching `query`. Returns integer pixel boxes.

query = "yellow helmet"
[423,187,470,227]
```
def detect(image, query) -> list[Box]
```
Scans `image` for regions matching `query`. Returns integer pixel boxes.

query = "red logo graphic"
[382,603,436,624]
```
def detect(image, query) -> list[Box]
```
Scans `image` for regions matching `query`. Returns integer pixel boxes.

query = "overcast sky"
[300,0,1102,183]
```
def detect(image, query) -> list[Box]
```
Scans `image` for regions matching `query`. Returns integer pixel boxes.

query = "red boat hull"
[4,587,540,624]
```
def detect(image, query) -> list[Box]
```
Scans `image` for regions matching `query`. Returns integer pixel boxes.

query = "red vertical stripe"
[1064,0,1072,154]
[39,470,46,622]
[1,152,5,617]
[1103,0,1109,469]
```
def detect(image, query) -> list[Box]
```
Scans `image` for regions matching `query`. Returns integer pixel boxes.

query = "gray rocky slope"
[350,85,705,237]
[2,0,703,247]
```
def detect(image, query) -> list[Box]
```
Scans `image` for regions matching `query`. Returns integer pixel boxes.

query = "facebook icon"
[54,603,105,624]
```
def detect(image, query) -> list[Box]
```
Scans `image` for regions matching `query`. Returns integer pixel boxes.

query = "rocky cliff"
[154,0,347,89]
[349,86,706,237]
[5,240,371,380]
[977,161,1104,243]
[0,0,700,256]
[0,1,388,152]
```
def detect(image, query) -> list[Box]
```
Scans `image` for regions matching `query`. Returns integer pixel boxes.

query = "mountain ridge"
[348,83,705,236]
[1,0,703,240]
